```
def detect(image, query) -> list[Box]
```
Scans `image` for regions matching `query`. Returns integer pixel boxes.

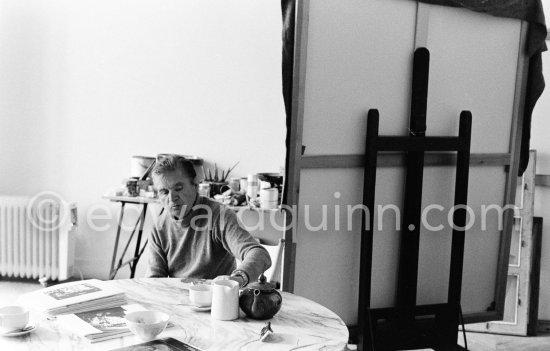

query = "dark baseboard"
[537,320,550,334]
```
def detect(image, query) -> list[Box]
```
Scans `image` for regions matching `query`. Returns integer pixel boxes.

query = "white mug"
[260,188,278,202]
[0,305,29,333]
[189,285,212,307]
[260,188,279,209]
[211,279,239,321]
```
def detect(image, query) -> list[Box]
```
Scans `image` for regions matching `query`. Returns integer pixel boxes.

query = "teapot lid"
[247,274,276,292]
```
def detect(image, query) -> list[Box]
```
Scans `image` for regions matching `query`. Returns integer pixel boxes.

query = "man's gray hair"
[152,155,196,180]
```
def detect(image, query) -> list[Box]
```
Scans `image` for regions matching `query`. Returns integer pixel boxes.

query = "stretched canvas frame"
[285,0,530,328]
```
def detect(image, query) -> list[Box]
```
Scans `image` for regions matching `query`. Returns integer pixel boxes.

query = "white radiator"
[0,195,76,281]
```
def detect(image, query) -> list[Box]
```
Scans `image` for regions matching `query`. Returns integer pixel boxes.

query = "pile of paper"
[56,304,153,343]
[18,279,127,316]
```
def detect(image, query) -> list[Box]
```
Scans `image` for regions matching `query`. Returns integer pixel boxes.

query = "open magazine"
[18,279,127,316]
[110,337,202,351]
[56,304,171,343]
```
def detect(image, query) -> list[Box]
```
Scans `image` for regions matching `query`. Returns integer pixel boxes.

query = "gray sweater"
[146,196,271,282]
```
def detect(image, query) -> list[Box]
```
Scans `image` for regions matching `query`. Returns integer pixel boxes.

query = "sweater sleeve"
[146,225,169,278]
[237,247,272,284]
[218,207,272,282]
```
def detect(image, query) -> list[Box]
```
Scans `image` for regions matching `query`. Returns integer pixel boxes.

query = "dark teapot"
[239,275,282,320]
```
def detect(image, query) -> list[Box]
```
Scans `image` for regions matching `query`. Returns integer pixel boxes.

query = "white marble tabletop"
[0,278,349,350]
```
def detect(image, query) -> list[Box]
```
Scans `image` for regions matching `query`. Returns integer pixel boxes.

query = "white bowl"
[125,310,169,341]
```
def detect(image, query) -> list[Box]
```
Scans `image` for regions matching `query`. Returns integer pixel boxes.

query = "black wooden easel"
[358,48,472,350]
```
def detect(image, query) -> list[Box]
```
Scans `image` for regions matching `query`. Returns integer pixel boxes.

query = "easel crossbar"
[375,136,469,152]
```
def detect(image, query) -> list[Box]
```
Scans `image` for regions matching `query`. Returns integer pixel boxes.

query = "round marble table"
[1,278,349,350]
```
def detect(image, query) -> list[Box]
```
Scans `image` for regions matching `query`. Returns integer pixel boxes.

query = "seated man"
[146,155,271,288]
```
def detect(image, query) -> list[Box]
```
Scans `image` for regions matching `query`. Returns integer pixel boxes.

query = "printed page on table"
[109,337,203,351]
[56,304,147,342]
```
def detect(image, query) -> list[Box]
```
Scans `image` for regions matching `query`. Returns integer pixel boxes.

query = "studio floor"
[459,331,550,351]
[0,279,42,305]
[1,279,550,350]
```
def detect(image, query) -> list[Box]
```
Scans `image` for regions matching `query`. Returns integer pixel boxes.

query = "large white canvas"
[293,0,523,325]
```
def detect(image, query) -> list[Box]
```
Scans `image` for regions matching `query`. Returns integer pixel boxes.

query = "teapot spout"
[251,289,262,316]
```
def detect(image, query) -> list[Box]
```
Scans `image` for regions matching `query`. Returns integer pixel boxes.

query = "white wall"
[0,0,286,279]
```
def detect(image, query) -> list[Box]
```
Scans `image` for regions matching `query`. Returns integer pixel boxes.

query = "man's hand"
[230,275,245,288]
[230,270,249,288]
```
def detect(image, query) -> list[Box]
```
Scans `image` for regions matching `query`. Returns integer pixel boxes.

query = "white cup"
[0,305,29,333]
[188,285,212,307]
[260,188,278,202]
[260,188,279,209]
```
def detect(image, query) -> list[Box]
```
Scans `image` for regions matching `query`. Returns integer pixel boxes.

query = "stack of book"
[18,279,178,343]
[18,279,127,316]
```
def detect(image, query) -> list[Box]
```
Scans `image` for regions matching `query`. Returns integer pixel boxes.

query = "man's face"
[153,170,197,219]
